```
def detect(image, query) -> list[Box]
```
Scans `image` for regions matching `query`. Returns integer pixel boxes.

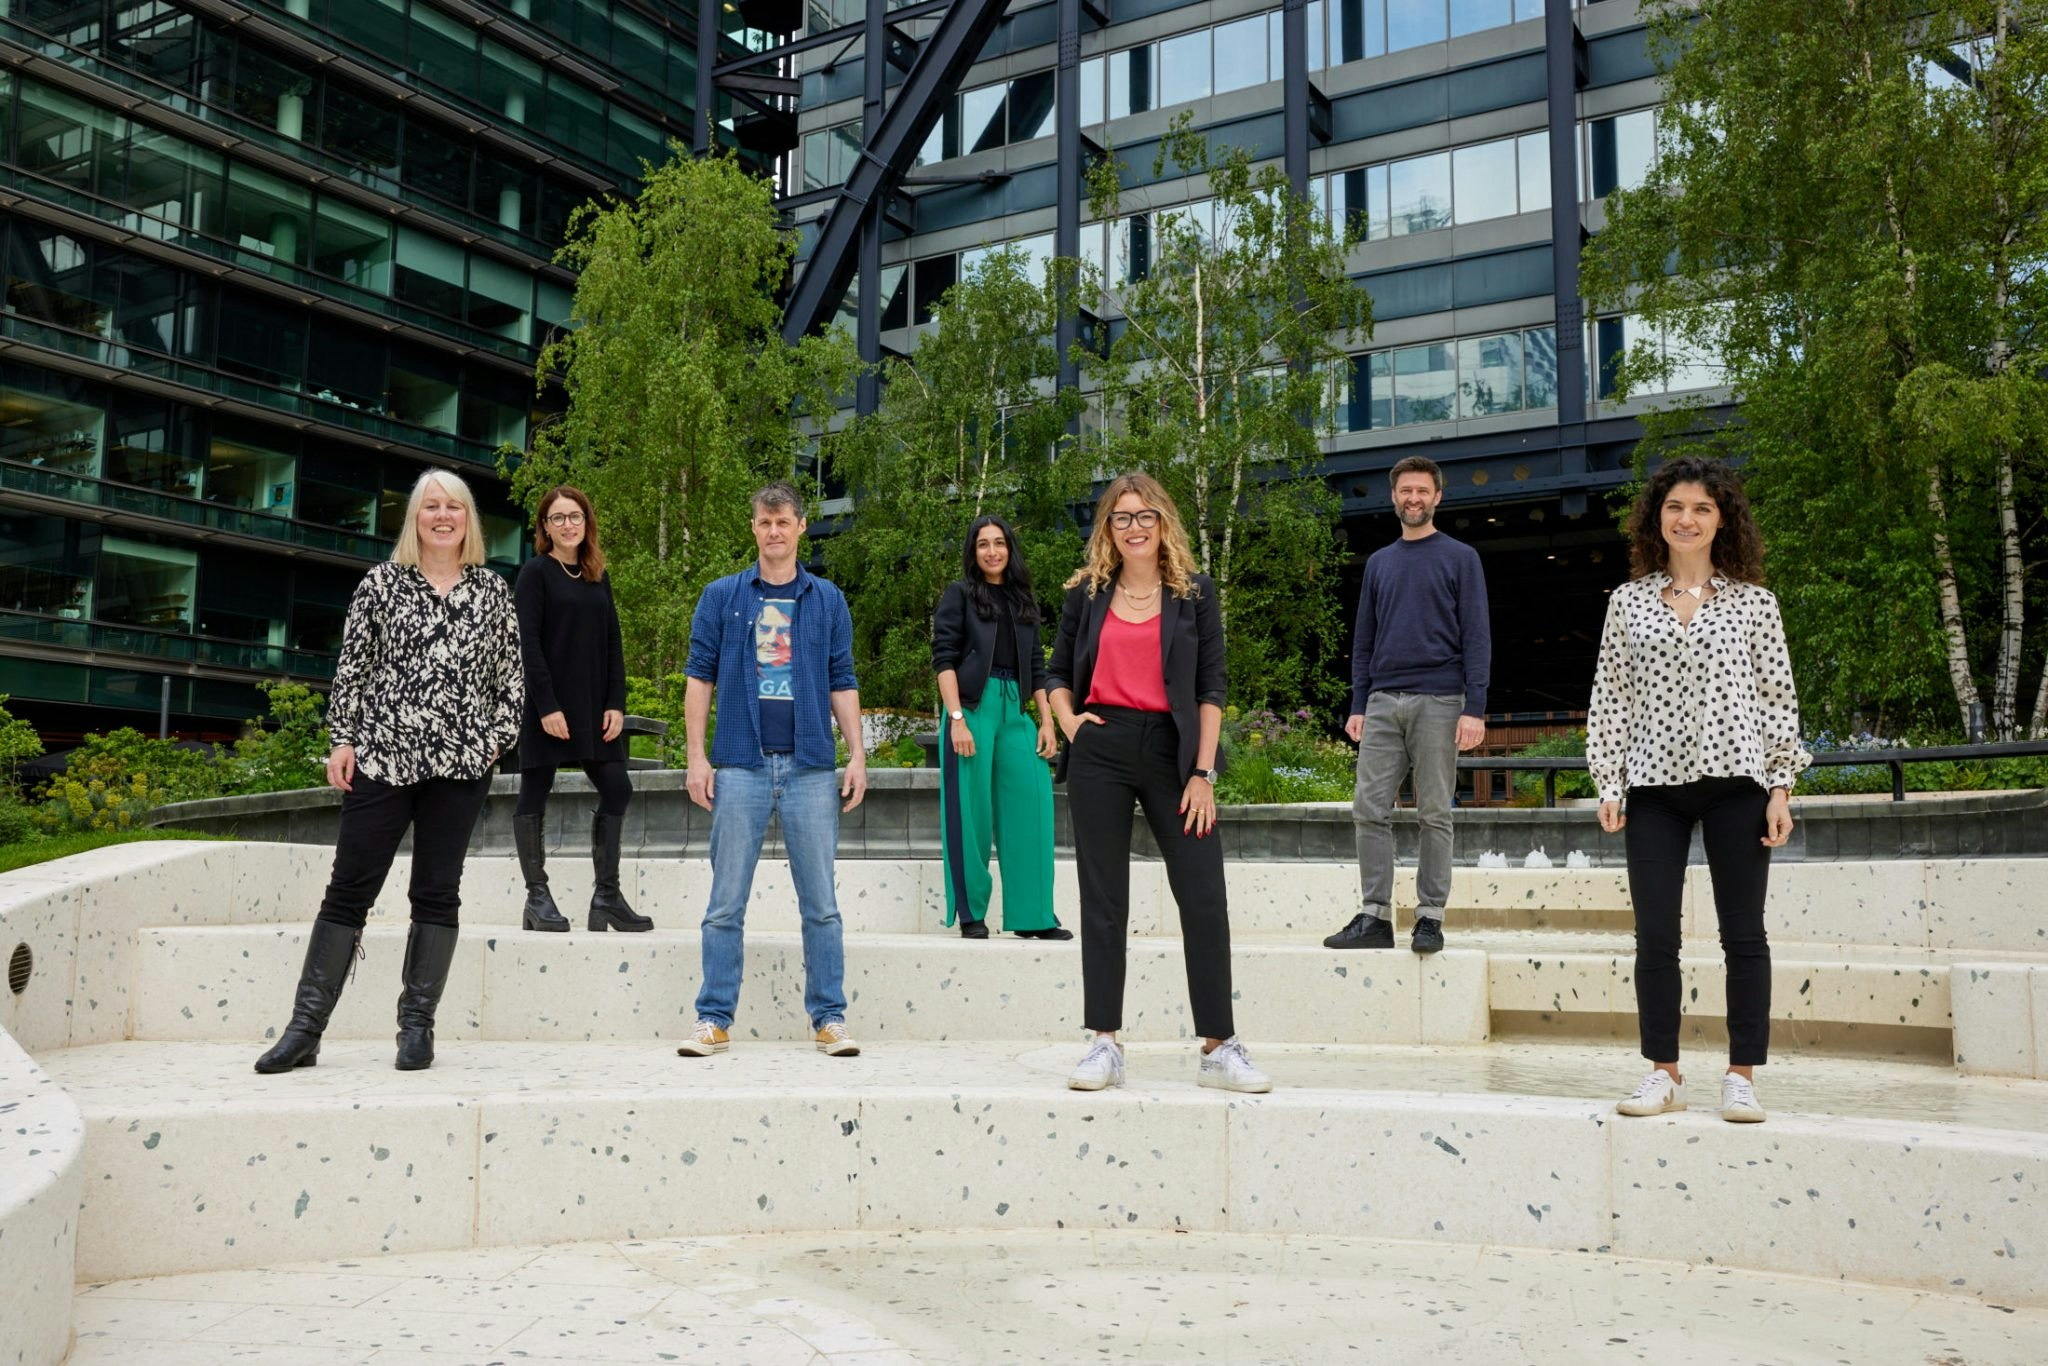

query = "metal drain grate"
[8,942,29,995]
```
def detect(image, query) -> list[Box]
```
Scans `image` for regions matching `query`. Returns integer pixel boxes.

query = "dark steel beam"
[1282,0,1310,204]
[1055,0,1081,398]
[857,0,886,415]
[1545,0,1589,512]
[714,0,948,75]
[782,0,1015,344]
[694,0,718,154]
[717,71,803,97]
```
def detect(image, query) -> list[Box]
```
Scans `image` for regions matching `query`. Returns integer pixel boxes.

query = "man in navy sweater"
[1327,456,1492,955]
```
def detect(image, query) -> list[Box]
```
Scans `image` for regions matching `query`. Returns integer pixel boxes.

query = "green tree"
[1087,117,1373,710]
[1583,1,2048,738]
[510,148,861,705]
[824,245,1091,708]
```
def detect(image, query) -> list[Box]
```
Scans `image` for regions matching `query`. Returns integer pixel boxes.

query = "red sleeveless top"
[1087,609,1169,712]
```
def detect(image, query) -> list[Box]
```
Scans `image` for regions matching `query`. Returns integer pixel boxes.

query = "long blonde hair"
[392,469,487,568]
[1065,471,1199,599]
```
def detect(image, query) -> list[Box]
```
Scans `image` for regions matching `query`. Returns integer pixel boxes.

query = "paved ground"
[66,1228,2048,1364]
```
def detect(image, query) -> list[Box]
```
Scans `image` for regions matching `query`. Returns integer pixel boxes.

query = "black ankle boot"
[588,811,652,931]
[394,922,460,1070]
[514,812,569,932]
[254,920,361,1074]
[959,916,989,939]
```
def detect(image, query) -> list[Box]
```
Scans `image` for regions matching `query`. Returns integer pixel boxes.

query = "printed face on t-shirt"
[756,600,794,702]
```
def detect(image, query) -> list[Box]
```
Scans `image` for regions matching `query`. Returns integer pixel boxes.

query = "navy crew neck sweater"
[1349,530,1492,718]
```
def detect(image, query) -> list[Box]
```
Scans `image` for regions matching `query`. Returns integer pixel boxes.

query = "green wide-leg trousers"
[939,676,1057,931]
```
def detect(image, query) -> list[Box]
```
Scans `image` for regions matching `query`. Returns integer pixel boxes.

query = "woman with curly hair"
[1587,456,1809,1123]
[1046,472,1269,1094]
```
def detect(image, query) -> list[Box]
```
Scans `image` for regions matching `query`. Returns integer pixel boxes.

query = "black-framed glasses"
[1108,510,1161,530]
[545,511,585,527]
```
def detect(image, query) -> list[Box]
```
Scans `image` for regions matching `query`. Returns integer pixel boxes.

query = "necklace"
[1666,580,1709,602]
[1120,581,1161,605]
[556,555,582,580]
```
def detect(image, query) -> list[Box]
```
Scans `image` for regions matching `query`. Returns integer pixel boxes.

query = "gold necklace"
[557,556,582,580]
[1120,581,1161,605]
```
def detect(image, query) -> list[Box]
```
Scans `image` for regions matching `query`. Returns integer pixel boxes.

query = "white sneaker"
[1067,1036,1125,1091]
[1197,1037,1273,1094]
[1615,1069,1686,1116]
[1720,1072,1766,1123]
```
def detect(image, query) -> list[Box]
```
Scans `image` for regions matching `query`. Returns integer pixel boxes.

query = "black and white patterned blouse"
[326,562,524,786]
[1585,573,1810,804]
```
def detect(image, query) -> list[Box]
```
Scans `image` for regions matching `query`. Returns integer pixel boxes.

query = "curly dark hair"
[1626,456,1766,584]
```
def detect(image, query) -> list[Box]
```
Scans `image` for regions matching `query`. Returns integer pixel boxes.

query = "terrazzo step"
[37,1038,2048,1307]
[335,849,2048,952]
[64,1229,2048,1365]
[126,924,1491,1046]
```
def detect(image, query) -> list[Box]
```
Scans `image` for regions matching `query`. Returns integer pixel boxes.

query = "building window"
[1338,325,1560,432]
[1587,108,1657,199]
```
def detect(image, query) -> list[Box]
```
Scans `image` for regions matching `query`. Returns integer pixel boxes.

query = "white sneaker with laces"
[1615,1069,1686,1116]
[1198,1037,1273,1093]
[1720,1072,1766,1123]
[1067,1036,1125,1091]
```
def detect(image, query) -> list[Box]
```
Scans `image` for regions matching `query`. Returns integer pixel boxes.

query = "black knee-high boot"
[588,811,652,931]
[514,812,569,931]
[254,920,361,1073]
[394,922,460,1070]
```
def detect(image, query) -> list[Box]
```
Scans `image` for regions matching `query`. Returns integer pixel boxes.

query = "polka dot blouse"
[1585,573,1811,805]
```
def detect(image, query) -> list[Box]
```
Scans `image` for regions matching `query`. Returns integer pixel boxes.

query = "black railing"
[1467,740,2048,807]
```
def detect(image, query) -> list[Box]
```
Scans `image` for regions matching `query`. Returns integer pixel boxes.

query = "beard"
[1399,504,1434,527]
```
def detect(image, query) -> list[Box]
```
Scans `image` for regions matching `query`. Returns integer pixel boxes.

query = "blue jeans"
[695,755,847,1030]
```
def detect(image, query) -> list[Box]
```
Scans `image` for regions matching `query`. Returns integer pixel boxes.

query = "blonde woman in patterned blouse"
[255,470,523,1076]
[1586,456,1809,1124]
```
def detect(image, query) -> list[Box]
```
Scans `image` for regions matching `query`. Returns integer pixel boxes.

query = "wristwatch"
[1197,767,1219,783]
[949,710,965,721]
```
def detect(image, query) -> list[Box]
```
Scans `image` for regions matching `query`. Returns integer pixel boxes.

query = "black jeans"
[315,770,494,931]
[1067,707,1234,1039]
[514,760,633,817]
[1625,776,1774,1066]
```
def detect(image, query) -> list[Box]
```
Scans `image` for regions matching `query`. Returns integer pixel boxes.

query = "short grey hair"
[751,481,805,517]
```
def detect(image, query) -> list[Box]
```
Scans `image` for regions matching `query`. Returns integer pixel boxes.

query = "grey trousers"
[1353,690,1462,922]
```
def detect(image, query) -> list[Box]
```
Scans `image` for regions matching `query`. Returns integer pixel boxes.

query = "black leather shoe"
[1015,926,1074,940]
[588,811,653,931]
[959,918,990,939]
[1323,913,1395,950]
[514,812,569,932]
[254,920,361,1073]
[1410,918,1445,954]
[394,923,460,1070]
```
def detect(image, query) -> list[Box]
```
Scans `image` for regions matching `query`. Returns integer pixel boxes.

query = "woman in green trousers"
[932,516,1071,940]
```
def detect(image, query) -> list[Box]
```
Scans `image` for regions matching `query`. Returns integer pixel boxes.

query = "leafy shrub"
[1508,729,1598,805]
[624,673,693,766]
[225,680,330,794]
[1797,730,2048,796]
[0,787,35,846]
[1216,705,1353,804]
[34,768,172,835]
[890,736,927,769]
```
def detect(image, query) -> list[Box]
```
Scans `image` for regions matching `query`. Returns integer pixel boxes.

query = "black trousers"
[315,770,494,931]
[1067,707,1234,1039]
[1625,776,1774,1066]
[514,760,633,817]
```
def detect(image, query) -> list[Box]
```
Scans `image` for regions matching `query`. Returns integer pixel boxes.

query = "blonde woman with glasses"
[255,469,523,1075]
[1047,472,1270,1094]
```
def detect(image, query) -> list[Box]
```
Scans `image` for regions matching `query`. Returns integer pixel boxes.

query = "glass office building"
[0,1,721,741]
[782,0,1707,713]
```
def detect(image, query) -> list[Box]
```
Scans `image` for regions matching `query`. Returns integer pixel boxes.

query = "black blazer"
[1045,570,1227,784]
[930,580,1049,710]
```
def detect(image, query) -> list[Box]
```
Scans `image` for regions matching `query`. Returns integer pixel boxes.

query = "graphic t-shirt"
[753,584,797,753]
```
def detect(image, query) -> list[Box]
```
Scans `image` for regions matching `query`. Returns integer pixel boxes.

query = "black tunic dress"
[513,554,628,769]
